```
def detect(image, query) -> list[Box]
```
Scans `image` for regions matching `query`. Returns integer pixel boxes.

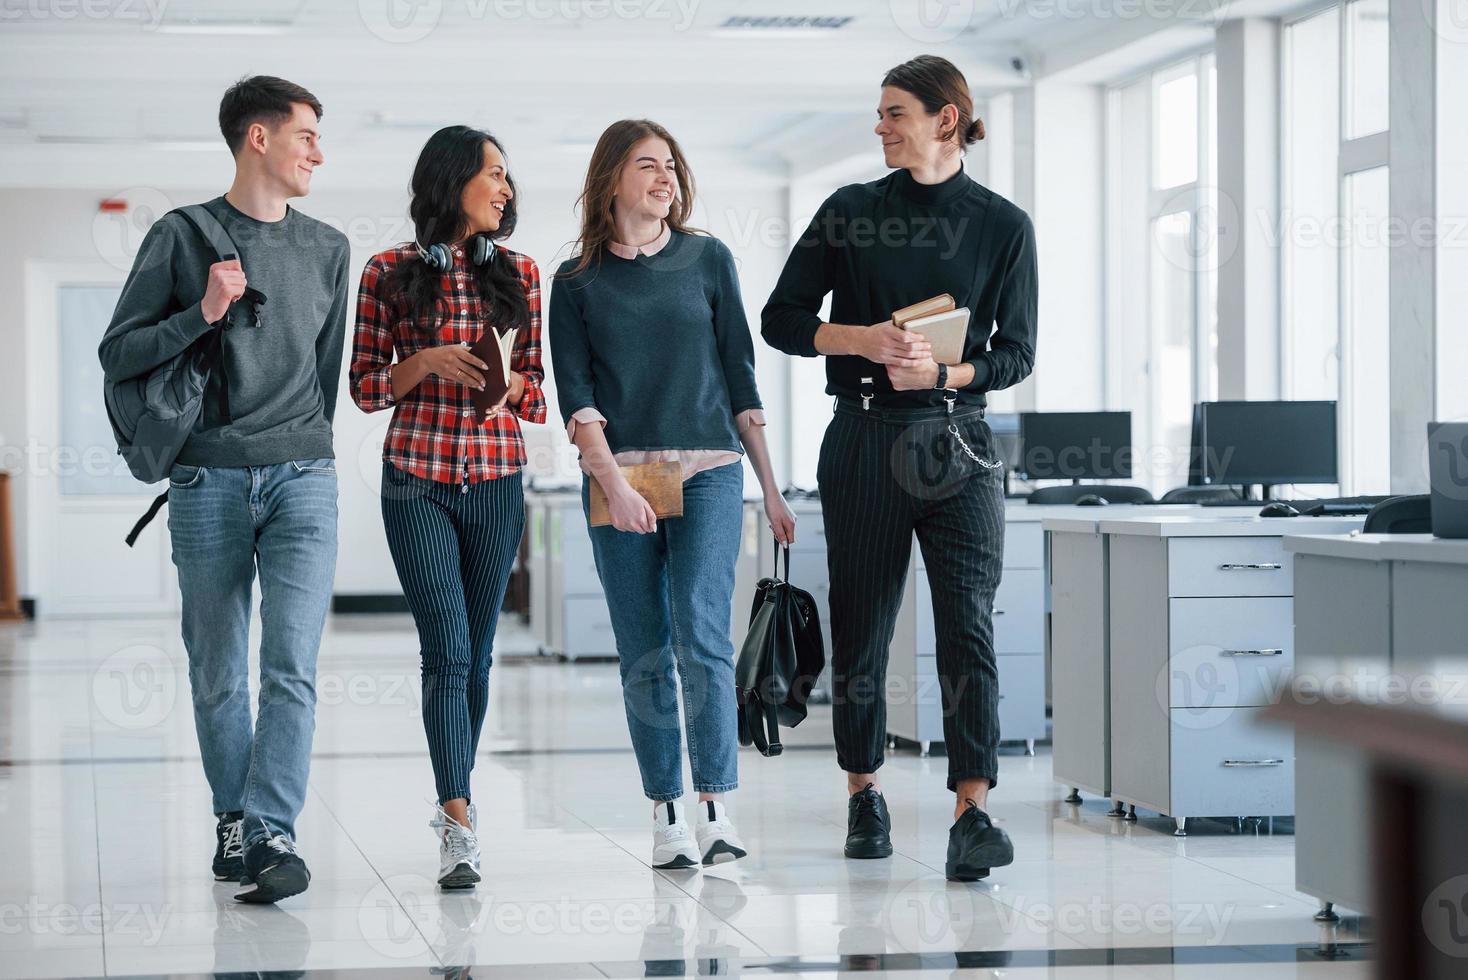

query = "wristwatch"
[934,363,949,390]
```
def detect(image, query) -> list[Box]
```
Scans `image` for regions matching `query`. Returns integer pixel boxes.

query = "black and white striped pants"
[380,461,524,805]
[816,398,1006,791]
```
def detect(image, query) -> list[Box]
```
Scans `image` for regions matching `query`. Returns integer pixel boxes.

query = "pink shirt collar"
[607,222,671,260]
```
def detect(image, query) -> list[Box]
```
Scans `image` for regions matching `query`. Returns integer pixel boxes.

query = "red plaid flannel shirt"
[350,243,548,484]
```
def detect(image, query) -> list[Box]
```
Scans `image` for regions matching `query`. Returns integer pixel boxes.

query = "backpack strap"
[125,490,169,548]
[169,204,238,424]
[170,203,240,264]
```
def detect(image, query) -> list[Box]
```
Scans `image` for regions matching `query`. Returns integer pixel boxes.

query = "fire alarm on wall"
[98,198,128,213]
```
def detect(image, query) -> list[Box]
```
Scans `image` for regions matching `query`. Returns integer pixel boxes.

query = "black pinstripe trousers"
[817,398,1006,791]
[380,461,525,805]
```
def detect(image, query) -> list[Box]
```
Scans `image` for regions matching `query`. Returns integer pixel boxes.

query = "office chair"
[1362,494,1431,534]
[1158,486,1242,504]
[1027,484,1155,505]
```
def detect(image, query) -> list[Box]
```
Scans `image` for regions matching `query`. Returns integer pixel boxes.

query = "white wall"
[0,172,791,602]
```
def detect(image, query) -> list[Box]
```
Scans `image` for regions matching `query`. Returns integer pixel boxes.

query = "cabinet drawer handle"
[1221,648,1283,657]
[1217,562,1282,571]
[1221,758,1285,767]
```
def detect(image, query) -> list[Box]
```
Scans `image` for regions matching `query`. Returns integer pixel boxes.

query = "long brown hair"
[882,55,985,148]
[561,119,703,280]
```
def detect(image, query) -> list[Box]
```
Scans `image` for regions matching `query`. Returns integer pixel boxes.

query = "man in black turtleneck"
[762,56,1037,882]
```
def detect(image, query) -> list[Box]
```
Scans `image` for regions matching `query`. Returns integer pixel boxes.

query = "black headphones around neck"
[417,234,496,271]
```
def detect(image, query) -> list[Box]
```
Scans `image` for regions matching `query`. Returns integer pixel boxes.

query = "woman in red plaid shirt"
[350,125,546,890]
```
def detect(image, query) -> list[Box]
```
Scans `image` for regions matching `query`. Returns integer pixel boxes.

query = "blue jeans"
[380,462,524,805]
[584,461,744,801]
[166,458,338,846]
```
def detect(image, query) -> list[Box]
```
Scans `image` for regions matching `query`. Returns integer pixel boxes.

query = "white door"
[25,261,181,616]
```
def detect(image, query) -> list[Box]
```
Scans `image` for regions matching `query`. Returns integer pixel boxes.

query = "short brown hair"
[882,55,984,147]
[218,75,323,156]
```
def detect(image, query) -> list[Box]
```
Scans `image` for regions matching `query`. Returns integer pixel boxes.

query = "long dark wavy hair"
[385,125,529,335]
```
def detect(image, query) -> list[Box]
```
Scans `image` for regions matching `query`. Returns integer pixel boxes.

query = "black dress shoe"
[845,784,894,859]
[946,800,1014,881]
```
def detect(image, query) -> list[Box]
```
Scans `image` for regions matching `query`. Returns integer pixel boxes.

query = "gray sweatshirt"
[98,195,350,467]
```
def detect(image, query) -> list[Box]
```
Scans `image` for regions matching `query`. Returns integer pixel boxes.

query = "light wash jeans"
[584,461,744,801]
[166,458,338,846]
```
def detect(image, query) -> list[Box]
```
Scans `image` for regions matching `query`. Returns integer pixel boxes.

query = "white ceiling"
[0,0,1316,189]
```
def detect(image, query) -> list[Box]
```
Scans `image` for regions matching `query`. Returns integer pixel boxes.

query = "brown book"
[468,328,516,421]
[892,293,955,327]
[589,461,684,528]
[892,293,967,365]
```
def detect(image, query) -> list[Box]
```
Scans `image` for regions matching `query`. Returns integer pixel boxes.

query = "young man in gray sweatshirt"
[98,75,350,904]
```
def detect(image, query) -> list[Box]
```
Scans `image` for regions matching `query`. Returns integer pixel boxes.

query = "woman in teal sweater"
[550,118,794,870]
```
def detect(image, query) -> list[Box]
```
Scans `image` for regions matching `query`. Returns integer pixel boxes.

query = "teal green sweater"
[549,232,762,455]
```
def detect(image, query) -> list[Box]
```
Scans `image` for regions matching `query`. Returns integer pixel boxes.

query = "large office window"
[1282,0,1390,495]
[1105,55,1217,491]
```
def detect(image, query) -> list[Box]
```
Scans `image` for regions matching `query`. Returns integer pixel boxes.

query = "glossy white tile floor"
[0,614,1371,979]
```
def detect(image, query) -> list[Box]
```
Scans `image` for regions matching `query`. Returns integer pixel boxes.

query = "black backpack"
[103,204,236,545]
[735,539,826,757]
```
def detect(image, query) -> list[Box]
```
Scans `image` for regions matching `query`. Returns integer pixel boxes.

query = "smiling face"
[460,141,513,237]
[253,101,323,199]
[612,136,676,223]
[874,84,957,171]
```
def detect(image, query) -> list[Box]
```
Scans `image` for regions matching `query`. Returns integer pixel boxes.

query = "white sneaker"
[652,800,701,870]
[695,800,748,866]
[429,805,481,889]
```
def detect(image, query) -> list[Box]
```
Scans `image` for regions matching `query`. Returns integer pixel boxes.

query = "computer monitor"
[1195,400,1338,492]
[1187,403,1205,486]
[1018,412,1133,481]
[986,412,1021,471]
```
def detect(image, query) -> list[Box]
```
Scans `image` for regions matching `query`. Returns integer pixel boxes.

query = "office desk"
[1286,532,1468,921]
[1044,504,1258,806]
[1102,514,1364,835]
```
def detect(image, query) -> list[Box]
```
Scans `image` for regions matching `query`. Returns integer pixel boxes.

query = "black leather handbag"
[735,538,826,757]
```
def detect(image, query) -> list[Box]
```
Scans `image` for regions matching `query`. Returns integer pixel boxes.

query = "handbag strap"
[764,701,783,756]
[770,534,789,582]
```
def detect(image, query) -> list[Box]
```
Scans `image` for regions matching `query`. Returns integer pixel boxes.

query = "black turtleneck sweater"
[760,165,1037,409]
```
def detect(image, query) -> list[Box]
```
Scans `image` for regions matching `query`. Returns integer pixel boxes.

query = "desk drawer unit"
[1166,597,1294,709]
[1110,532,1302,833]
[1168,536,1292,597]
[1169,707,1294,818]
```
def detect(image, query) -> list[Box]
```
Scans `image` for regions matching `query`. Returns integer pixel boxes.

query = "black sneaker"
[234,834,311,904]
[212,811,245,882]
[844,784,893,859]
[945,800,1014,881]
